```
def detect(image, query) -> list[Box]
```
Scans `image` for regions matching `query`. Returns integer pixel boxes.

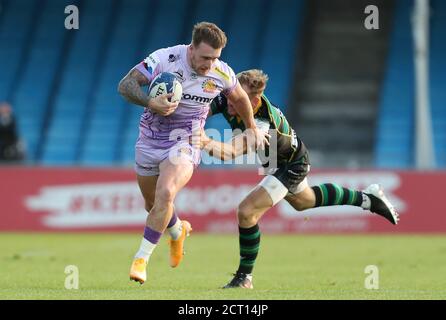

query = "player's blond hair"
[192,22,227,49]
[237,69,269,96]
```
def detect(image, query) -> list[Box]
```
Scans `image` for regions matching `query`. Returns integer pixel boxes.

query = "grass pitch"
[0,233,445,300]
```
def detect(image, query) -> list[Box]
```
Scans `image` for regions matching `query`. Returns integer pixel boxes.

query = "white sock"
[168,219,182,240]
[361,193,371,210]
[134,238,157,261]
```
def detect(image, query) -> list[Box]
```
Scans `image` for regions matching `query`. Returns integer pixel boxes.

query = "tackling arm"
[201,131,255,161]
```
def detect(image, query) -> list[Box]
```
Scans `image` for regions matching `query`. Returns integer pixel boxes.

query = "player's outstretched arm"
[200,130,254,160]
[118,68,150,107]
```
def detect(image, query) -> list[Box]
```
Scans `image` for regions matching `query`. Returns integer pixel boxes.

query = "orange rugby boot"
[129,258,147,284]
[168,220,192,268]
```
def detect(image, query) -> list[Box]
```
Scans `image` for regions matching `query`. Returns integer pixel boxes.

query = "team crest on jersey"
[202,79,217,93]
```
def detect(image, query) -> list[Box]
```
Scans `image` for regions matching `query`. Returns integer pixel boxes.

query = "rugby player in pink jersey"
[118,22,267,284]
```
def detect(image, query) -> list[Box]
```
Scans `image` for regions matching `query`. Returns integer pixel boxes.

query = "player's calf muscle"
[288,198,310,211]
[286,188,316,211]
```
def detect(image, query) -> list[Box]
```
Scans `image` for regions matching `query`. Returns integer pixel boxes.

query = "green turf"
[0,233,445,300]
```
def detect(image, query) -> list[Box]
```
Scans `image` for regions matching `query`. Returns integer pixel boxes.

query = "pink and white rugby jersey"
[135,44,237,141]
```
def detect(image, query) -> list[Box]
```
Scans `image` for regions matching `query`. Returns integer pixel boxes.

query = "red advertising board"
[0,167,445,233]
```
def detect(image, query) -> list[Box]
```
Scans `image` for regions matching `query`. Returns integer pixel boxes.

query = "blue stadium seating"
[204,0,305,169]
[258,0,305,110]
[0,0,325,167]
[430,0,446,167]
[0,0,36,158]
[42,0,114,165]
[0,0,37,100]
[10,0,75,161]
[221,0,264,73]
[187,0,227,30]
[375,0,415,168]
[94,0,156,163]
[376,0,446,168]
[79,0,153,165]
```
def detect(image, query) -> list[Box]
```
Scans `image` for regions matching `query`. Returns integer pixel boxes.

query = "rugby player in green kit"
[200,69,399,289]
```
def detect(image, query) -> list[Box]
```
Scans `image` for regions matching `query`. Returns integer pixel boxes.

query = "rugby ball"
[148,72,182,103]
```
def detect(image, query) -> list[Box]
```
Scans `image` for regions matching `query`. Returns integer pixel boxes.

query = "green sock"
[237,224,260,275]
[311,183,363,207]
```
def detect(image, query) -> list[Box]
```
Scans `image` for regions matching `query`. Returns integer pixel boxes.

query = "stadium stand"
[430,0,446,167]
[43,0,114,165]
[6,0,74,161]
[376,0,445,168]
[0,0,37,100]
[375,0,414,168]
[0,0,306,166]
[0,0,443,168]
[257,0,305,110]
[288,0,393,168]
[204,0,305,167]
[79,0,149,166]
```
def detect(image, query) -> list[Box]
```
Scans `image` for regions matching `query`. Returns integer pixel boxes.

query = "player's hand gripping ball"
[148,72,182,103]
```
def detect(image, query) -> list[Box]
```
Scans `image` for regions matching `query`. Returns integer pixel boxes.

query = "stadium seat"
[376,0,446,168]
[0,0,350,168]
[0,0,37,99]
[79,0,154,165]
[375,0,415,168]
[41,0,113,165]
[258,0,305,109]
[221,0,263,72]
[203,0,305,168]
[9,0,75,161]
[430,0,446,167]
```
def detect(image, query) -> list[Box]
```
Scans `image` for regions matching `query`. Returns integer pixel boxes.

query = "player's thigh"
[239,184,275,217]
[285,186,316,211]
[256,174,290,207]
[156,155,194,202]
[137,174,158,209]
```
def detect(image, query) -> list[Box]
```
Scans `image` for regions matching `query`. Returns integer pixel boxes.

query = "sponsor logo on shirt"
[182,93,213,103]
